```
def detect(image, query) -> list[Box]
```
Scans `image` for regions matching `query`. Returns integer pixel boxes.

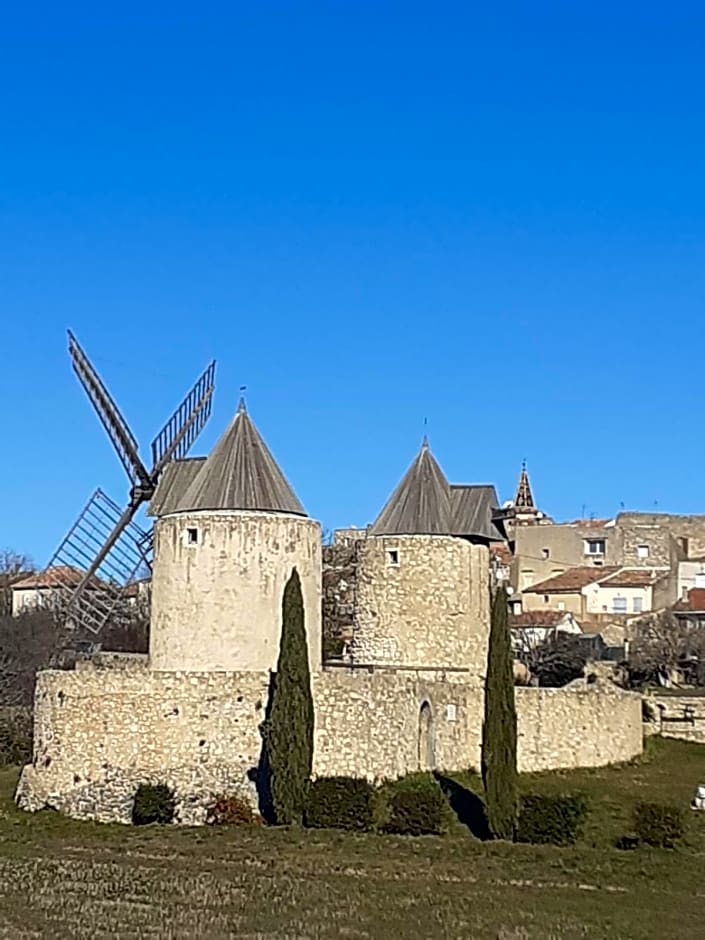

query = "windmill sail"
[150,360,216,473]
[42,330,216,638]
[68,331,150,487]
[43,489,152,634]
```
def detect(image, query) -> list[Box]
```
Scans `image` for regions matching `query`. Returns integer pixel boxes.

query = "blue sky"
[2,3,705,564]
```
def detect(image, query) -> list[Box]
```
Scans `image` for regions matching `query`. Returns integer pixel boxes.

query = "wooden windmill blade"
[41,330,216,637]
[67,330,151,488]
[150,359,216,476]
[43,489,152,634]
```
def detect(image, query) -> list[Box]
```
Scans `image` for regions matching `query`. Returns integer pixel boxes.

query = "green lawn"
[1,738,705,938]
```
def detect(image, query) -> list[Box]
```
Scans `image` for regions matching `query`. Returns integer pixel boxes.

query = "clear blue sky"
[2,2,705,565]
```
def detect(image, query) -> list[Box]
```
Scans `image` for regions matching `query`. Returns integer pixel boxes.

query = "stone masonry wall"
[644,693,705,745]
[17,658,642,824]
[351,536,489,677]
[150,511,322,673]
[515,683,642,772]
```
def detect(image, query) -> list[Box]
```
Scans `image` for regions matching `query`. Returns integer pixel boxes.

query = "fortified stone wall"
[515,683,642,772]
[150,511,322,673]
[17,658,642,824]
[350,536,489,677]
[644,693,705,745]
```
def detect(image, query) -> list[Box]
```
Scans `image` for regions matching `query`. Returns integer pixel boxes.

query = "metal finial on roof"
[422,417,429,449]
[237,387,247,414]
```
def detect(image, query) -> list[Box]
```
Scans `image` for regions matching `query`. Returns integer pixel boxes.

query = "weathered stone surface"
[350,536,490,676]
[16,660,642,824]
[150,511,322,673]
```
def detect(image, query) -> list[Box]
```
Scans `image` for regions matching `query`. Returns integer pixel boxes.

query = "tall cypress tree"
[481,584,518,840]
[265,567,314,825]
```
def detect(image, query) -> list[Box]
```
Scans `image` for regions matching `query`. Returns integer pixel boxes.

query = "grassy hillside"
[1,738,705,937]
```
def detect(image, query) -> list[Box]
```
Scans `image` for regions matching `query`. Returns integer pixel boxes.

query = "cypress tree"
[481,584,518,840]
[265,567,314,825]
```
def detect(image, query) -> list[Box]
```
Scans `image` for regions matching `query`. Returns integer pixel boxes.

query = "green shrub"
[516,793,588,846]
[132,783,175,825]
[633,801,684,848]
[264,569,314,825]
[382,775,448,836]
[0,706,32,766]
[481,586,518,840]
[206,794,258,826]
[304,776,376,831]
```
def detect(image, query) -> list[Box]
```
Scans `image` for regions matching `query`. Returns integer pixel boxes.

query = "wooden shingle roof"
[369,440,503,541]
[370,439,452,536]
[148,457,206,517]
[175,399,306,516]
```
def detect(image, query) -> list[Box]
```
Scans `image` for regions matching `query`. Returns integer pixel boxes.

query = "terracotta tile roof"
[525,566,620,594]
[11,565,84,591]
[599,568,667,588]
[491,544,513,565]
[674,588,705,612]
[511,610,578,628]
[11,565,104,592]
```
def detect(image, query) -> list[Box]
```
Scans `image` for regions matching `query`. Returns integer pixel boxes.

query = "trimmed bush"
[206,795,258,826]
[382,775,448,836]
[0,706,32,766]
[132,783,175,825]
[304,776,376,831]
[516,793,588,846]
[633,801,684,848]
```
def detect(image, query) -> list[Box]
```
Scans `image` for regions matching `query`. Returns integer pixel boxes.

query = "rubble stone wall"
[350,536,490,677]
[17,657,642,824]
[150,511,322,673]
[644,693,705,745]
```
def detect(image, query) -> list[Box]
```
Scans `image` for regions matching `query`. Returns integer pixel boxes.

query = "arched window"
[418,701,434,771]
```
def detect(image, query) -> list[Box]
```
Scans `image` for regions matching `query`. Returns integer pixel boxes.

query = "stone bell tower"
[149,398,321,673]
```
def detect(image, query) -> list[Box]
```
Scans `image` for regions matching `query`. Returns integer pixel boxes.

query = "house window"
[637,544,650,559]
[584,539,606,556]
[387,549,400,567]
[520,569,535,590]
[633,596,643,613]
[613,596,628,613]
[543,595,550,604]
[186,527,198,545]
[542,548,550,560]
[446,704,457,722]
[696,572,705,589]
[557,601,565,611]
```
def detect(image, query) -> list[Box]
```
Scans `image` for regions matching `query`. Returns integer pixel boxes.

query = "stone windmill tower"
[149,398,321,673]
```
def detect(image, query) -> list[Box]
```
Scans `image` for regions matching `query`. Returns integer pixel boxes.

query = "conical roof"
[514,461,535,510]
[370,438,452,535]
[176,398,306,515]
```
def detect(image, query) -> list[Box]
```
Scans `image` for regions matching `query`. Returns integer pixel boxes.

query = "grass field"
[1,738,705,938]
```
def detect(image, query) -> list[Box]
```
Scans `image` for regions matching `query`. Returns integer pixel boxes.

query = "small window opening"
[542,548,550,559]
[186,527,198,545]
[637,544,650,559]
[387,549,400,566]
[543,594,550,604]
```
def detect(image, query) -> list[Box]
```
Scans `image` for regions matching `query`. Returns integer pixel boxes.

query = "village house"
[520,566,671,618]
[673,588,705,630]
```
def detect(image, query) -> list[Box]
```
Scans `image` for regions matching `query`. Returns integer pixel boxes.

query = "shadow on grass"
[435,773,491,840]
